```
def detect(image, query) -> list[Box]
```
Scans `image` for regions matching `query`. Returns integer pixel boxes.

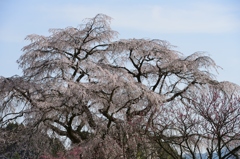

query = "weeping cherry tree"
[0,14,239,158]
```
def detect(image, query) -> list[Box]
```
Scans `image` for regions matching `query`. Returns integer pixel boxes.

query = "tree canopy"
[0,14,239,159]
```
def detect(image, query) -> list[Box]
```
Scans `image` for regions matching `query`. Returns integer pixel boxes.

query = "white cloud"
[36,2,240,34]
[148,3,240,33]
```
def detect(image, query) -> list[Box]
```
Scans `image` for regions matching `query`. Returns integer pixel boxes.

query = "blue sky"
[0,0,240,85]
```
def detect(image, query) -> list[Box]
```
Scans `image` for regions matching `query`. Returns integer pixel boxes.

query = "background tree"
[151,85,240,159]
[0,14,239,158]
[187,86,240,159]
[0,123,64,159]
